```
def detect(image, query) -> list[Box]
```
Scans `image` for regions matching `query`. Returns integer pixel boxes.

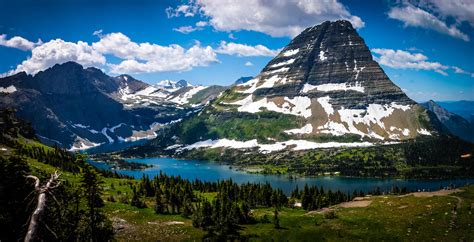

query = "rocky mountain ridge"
[0,62,226,150]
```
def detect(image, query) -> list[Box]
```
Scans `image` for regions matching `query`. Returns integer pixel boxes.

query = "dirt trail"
[408,188,463,198]
[338,200,372,208]
[448,195,463,208]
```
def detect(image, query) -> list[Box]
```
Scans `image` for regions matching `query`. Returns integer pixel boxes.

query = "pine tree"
[80,164,113,241]
[131,186,146,208]
[154,189,165,214]
[182,198,193,218]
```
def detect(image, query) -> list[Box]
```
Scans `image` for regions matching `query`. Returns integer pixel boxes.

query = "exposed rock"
[152,20,443,157]
[221,20,435,141]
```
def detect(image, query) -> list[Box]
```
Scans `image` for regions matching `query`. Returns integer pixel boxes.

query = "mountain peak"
[176,79,190,88]
[234,76,253,85]
[210,20,436,142]
[51,61,84,70]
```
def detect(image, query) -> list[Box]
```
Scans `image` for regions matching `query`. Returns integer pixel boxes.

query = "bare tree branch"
[42,221,58,239]
[26,175,40,190]
[24,171,61,242]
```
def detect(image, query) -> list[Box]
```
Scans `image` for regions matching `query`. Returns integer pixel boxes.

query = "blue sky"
[0,0,473,102]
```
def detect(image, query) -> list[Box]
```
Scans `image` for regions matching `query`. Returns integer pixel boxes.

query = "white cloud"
[244,61,253,66]
[91,32,217,74]
[451,66,474,78]
[388,4,470,41]
[92,29,104,37]
[420,0,474,27]
[11,39,106,75]
[0,34,42,51]
[228,33,236,39]
[195,21,208,27]
[173,26,199,34]
[167,0,364,37]
[173,21,209,34]
[372,48,473,78]
[216,41,280,57]
[108,44,217,74]
[166,4,198,18]
[92,33,217,72]
[6,31,281,75]
[6,32,219,75]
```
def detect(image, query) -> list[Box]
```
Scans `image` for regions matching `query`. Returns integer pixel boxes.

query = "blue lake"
[90,157,474,195]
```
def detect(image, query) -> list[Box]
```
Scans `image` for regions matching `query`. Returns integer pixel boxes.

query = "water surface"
[90,157,474,195]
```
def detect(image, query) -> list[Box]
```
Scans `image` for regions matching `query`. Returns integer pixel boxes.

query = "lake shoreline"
[94,153,474,180]
[89,156,474,195]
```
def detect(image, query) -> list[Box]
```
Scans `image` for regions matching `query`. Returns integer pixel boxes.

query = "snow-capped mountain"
[0,62,226,150]
[115,78,224,108]
[133,20,445,157]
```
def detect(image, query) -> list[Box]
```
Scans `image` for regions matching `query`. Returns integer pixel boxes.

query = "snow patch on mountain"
[176,138,378,154]
[319,50,327,61]
[267,67,290,75]
[317,96,335,115]
[235,96,312,118]
[282,49,299,57]
[69,137,102,151]
[72,123,89,129]
[169,85,207,105]
[239,76,276,93]
[238,75,291,94]
[301,82,364,93]
[135,86,168,98]
[353,60,365,80]
[270,58,295,68]
[101,128,114,143]
[417,128,432,136]
[315,102,414,139]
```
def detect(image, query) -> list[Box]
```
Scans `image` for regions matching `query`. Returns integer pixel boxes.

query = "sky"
[0,0,473,102]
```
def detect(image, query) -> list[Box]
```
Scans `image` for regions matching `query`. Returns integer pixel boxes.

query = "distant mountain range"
[421,100,474,143]
[0,62,226,150]
[435,100,474,123]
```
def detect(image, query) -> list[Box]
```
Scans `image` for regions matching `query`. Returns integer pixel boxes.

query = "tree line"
[122,172,412,240]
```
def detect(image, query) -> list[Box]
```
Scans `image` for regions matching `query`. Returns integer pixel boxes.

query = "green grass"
[239,189,473,241]
[18,139,474,241]
[176,106,303,143]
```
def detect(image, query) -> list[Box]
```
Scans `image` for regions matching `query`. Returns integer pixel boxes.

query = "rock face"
[0,62,226,150]
[140,20,442,157]
[422,100,474,143]
[135,21,442,158]
[227,20,436,141]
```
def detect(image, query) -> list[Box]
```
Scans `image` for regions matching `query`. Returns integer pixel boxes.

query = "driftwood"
[24,171,61,242]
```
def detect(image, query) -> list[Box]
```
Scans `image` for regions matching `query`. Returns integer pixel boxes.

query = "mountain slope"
[436,100,474,122]
[422,100,474,143]
[0,62,226,150]
[132,20,442,158]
